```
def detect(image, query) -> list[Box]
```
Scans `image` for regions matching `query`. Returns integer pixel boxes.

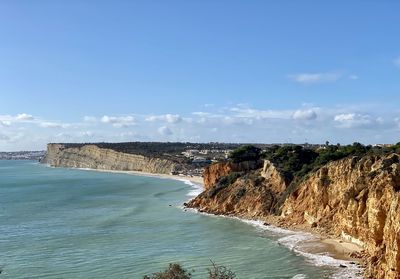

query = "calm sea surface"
[0,161,357,278]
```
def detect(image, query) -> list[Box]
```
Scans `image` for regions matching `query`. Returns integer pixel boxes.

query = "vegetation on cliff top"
[230,142,400,182]
[226,142,400,213]
[229,145,262,163]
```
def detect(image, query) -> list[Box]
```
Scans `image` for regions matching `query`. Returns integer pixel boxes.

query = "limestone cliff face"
[189,155,400,279]
[203,160,263,190]
[41,143,179,174]
[281,154,400,279]
[188,160,287,217]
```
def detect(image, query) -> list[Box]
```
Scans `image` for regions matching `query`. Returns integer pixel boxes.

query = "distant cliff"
[188,154,400,279]
[41,143,180,174]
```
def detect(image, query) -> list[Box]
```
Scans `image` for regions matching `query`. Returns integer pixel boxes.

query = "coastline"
[186,209,364,278]
[71,167,205,187]
[56,165,364,277]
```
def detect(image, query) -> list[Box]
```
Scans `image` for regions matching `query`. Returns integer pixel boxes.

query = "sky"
[1,0,400,151]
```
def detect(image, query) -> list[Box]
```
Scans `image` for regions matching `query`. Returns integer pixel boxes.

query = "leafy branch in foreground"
[208,260,236,279]
[143,262,235,279]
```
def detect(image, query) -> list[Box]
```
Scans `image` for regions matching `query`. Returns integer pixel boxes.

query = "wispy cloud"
[292,109,317,120]
[0,133,10,141]
[333,113,382,129]
[394,56,400,68]
[288,72,342,84]
[0,120,11,127]
[158,126,173,136]
[101,115,136,128]
[1,104,399,151]
[146,114,182,124]
[39,122,67,129]
[16,113,34,121]
[83,116,97,122]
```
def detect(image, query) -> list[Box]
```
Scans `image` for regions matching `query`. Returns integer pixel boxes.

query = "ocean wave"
[178,179,204,197]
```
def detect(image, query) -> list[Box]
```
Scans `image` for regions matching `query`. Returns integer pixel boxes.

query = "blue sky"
[1,1,400,150]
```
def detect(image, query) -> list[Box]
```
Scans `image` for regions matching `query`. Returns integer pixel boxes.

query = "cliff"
[41,143,180,174]
[188,160,287,216]
[188,154,400,279]
[203,160,263,190]
[282,154,400,279]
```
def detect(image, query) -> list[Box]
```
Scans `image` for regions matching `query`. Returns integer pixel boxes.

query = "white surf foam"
[184,208,363,279]
[179,179,204,197]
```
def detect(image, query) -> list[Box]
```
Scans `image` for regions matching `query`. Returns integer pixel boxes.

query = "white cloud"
[16,113,34,121]
[333,113,381,128]
[348,75,359,80]
[83,116,97,122]
[158,126,173,136]
[146,114,182,124]
[40,122,65,128]
[230,107,292,119]
[394,56,400,68]
[292,109,317,120]
[0,120,11,127]
[101,115,136,128]
[0,113,34,124]
[289,72,342,84]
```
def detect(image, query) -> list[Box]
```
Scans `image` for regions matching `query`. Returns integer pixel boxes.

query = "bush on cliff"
[229,145,261,163]
[263,145,318,181]
[207,172,244,198]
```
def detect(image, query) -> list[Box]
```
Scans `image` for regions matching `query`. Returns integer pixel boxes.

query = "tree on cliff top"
[229,145,261,163]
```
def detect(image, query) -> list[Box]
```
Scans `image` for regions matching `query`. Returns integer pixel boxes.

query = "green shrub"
[229,145,261,163]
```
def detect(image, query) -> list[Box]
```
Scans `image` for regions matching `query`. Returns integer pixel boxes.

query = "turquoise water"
[0,161,355,278]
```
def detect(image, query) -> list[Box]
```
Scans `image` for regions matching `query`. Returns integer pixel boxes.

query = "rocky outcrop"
[261,160,289,193]
[203,160,263,190]
[41,143,180,174]
[188,155,400,279]
[188,160,286,217]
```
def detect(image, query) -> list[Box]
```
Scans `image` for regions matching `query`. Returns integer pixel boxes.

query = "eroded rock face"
[261,160,289,193]
[188,160,286,217]
[41,143,178,174]
[190,155,400,279]
[281,154,400,279]
[203,160,263,190]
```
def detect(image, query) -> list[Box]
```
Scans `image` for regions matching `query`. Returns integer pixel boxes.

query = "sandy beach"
[75,167,205,187]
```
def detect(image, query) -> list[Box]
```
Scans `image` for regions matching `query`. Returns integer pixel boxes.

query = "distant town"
[0,151,46,160]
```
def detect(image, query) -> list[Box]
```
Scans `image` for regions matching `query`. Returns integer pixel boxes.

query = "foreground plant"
[143,263,192,279]
[208,261,236,279]
[143,262,235,279]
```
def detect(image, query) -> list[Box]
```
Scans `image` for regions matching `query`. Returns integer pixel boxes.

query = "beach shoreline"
[71,167,205,187]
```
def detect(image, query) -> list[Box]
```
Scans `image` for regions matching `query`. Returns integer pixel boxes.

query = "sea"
[0,160,362,278]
